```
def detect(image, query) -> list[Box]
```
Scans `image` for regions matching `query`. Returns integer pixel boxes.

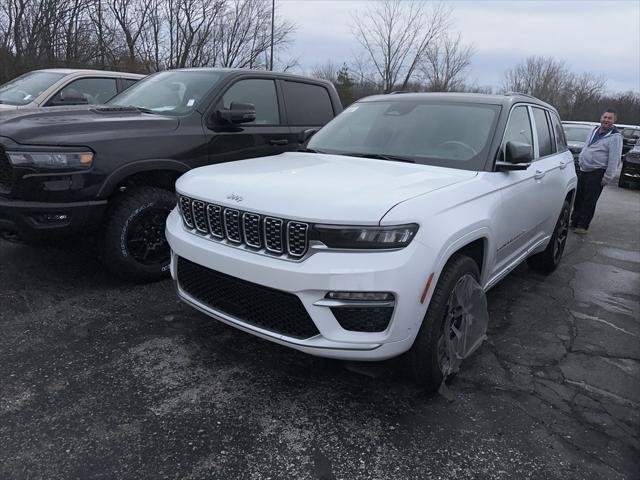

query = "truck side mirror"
[216,102,256,124]
[299,128,319,144]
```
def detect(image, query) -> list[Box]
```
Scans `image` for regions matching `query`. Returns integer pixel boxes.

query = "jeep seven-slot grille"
[177,256,320,339]
[179,195,309,259]
[0,148,12,193]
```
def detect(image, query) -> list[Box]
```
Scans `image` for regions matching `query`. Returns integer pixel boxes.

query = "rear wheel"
[527,200,570,274]
[102,187,176,282]
[408,255,480,393]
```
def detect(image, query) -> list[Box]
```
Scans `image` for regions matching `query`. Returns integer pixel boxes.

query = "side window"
[532,107,554,157]
[47,77,118,106]
[282,81,334,126]
[549,112,568,152]
[121,78,139,91]
[221,79,279,125]
[502,106,533,158]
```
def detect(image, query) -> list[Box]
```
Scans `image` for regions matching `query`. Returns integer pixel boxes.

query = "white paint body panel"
[167,148,577,361]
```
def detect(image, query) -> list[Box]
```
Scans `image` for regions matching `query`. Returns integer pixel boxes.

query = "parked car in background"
[0,68,342,281]
[0,69,144,111]
[619,140,640,188]
[167,92,576,392]
[562,121,598,169]
[616,124,640,157]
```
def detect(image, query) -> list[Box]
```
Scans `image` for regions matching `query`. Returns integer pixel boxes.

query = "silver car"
[0,69,145,111]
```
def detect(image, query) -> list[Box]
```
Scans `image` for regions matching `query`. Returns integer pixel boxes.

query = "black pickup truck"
[0,68,342,281]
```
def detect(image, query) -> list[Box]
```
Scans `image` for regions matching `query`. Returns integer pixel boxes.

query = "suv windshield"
[0,71,66,106]
[307,100,499,170]
[564,125,593,142]
[109,70,221,115]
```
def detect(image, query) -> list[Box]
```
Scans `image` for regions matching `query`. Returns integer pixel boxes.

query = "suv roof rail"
[504,91,539,100]
[389,90,409,95]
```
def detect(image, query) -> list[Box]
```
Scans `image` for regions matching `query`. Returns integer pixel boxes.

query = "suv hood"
[0,106,179,145]
[177,152,477,224]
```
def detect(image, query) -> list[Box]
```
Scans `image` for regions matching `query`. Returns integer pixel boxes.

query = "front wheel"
[408,255,482,393]
[527,200,570,274]
[102,187,176,282]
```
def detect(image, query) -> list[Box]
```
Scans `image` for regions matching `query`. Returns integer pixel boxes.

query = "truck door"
[280,80,338,145]
[205,78,291,165]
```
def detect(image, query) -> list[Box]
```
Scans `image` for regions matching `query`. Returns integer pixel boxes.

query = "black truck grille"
[178,195,309,259]
[177,257,320,339]
[0,148,13,193]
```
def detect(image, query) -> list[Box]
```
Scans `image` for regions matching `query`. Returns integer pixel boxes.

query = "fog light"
[326,291,394,301]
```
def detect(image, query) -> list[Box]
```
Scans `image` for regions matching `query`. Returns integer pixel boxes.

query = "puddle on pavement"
[570,261,640,318]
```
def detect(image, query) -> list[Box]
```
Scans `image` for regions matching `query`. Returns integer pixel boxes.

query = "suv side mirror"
[299,128,319,144]
[496,141,532,171]
[216,102,256,124]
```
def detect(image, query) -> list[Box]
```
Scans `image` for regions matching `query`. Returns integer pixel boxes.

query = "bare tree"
[420,33,475,92]
[310,60,339,83]
[501,56,573,107]
[351,0,450,93]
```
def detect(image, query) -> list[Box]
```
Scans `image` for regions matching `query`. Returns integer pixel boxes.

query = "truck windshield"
[109,70,221,115]
[0,71,66,106]
[307,100,500,171]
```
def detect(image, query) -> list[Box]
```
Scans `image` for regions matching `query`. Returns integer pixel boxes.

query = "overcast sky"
[277,0,640,93]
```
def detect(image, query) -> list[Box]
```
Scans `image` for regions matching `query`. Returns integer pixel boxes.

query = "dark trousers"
[571,169,606,230]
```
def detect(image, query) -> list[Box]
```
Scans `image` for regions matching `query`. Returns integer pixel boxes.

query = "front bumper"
[0,196,107,242]
[166,209,436,361]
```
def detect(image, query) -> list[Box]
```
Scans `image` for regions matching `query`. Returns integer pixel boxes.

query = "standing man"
[570,109,623,234]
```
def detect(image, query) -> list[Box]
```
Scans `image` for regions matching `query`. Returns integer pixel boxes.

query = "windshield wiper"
[341,152,415,163]
[128,105,155,114]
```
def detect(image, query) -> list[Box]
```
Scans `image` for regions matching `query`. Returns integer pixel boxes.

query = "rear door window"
[549,112,568,152]
[282,81,334,126]
[532,107,554,157]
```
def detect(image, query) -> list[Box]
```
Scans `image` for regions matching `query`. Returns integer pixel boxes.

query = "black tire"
[618,172,631,189]
[527,200,570,274]
[408,255,480,393]
[102,186,176,282]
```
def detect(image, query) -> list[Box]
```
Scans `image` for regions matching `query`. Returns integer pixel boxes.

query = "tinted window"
[110,70,221,115]
[121,78,139,91]
[0,71,66,105]
[283,81,334,125]
[222,79,279,125]
[563,125,593,142]
[503,106,533,157]
[532,107,553,157]
[308,100,499,170]
[550,112,567,151]
[49,77,118,105]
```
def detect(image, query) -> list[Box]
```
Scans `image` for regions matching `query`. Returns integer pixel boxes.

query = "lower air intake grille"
[331,306,394,332]
[177,257,320,339]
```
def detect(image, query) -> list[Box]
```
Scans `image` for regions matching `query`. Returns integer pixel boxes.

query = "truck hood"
[0,106,179,145]
[176,152,477,224]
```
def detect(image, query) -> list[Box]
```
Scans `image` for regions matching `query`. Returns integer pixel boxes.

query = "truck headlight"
[312,224,418,249]
[6,151,94,169]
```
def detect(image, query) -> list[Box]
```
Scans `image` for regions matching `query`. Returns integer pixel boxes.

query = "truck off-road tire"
[102,187,176,282]
[527,200,570,274]
[408,255,480,393]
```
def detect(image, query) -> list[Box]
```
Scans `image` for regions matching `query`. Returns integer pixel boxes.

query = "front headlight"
[6,151,94,169]
[312,223,418,249]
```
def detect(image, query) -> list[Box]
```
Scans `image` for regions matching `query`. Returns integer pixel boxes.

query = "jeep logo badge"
[227,193,243,202]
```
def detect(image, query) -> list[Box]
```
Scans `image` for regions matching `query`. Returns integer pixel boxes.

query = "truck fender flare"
[98,159,191,198]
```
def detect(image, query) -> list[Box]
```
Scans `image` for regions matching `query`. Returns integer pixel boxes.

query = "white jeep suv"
[166,93,577,391]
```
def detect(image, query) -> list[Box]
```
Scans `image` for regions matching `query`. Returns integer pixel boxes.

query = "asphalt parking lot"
[1,184,638,480]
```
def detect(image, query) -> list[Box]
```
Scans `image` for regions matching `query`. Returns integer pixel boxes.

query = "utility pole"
[269,0,274,71]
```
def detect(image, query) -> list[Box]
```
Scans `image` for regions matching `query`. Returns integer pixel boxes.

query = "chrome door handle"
[559,160,568,169]
[269,139,289,146]
[534,170,546,179]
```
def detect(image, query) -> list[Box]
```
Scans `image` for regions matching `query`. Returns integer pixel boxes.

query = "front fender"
[97,159,190,197]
